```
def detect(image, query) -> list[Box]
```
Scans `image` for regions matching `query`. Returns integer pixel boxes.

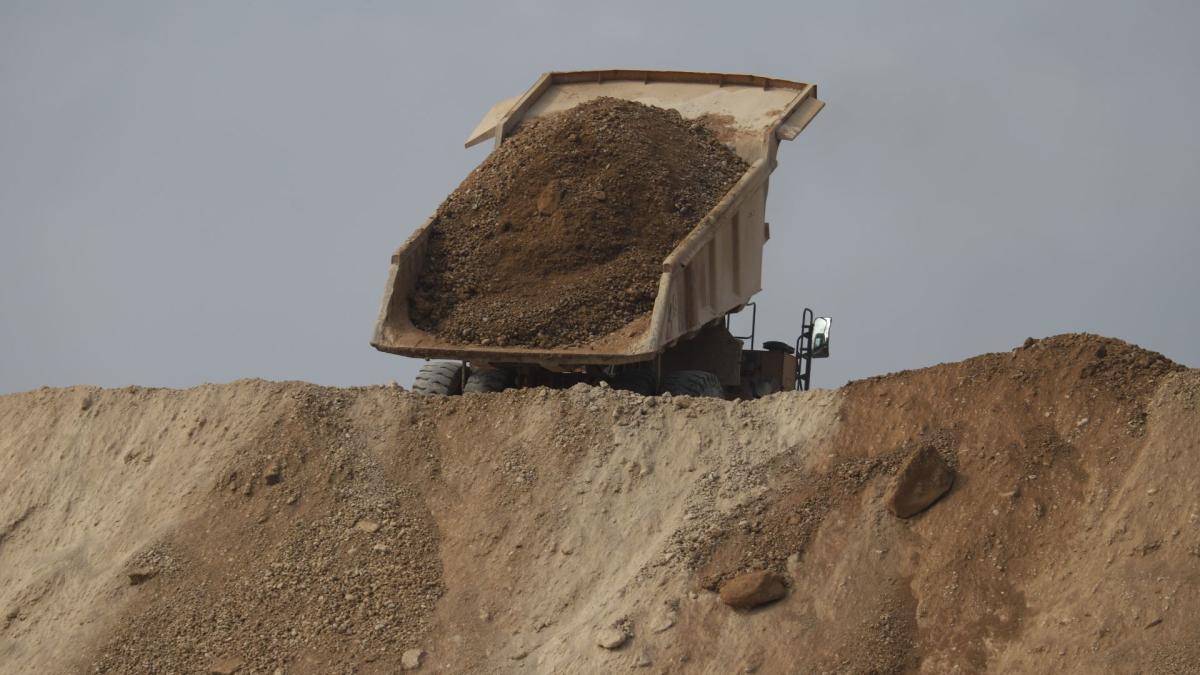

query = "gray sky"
[2,0,1198,394]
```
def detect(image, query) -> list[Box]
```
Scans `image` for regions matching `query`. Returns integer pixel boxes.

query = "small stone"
[355,519,381,533]
[263,462,282,485]
[635,652,653,667]
[128,568,158,586]
[650,614,675,633]
[401,648,425,670]
[207,657,243,674]
[372,544,390,553]
[597,627,629,650]
[537,181,563,215]
[593,190,607,201]
[719,570,787,610]
[887,446,955,518]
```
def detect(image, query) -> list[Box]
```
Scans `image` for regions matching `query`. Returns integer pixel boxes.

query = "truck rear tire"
[412,361,465,396]
[660,370,725,398]
[464,368,514,393]
[611,366,656,396]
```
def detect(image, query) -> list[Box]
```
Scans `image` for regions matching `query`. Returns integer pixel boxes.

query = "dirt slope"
[1,334,1197,674]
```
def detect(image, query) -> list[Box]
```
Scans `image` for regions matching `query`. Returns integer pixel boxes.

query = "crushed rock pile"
[410,97,748,349]
[1,334,1198,674]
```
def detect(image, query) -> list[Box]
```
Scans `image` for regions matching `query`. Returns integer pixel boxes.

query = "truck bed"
[371,70,822,369]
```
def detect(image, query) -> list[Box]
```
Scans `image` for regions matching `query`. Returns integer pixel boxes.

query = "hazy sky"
[2,0,1198,394]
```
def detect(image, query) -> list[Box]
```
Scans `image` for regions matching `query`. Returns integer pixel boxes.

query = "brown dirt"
[2,334,1199,674]
[409,97,748,348]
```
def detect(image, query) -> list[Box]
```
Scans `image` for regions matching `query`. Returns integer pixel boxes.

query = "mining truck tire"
[660,370,725,398]
[464,368,515,394]
[611,367,657,396]
[412,361,465,396]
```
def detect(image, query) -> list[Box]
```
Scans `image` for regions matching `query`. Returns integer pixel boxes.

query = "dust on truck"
[371,70,830,398]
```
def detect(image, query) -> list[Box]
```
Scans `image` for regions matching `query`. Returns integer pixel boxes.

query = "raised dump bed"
[371,69,823,371]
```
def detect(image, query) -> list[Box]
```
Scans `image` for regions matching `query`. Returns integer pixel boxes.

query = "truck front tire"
[412,361,465,396]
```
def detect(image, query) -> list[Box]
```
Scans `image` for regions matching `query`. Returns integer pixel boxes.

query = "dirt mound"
[2,334,1198,674]
[0,382,445,674]
[410,97,748,348]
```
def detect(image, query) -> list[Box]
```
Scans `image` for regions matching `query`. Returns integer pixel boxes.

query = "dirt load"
[2,334,1199,674]
[409,97,748,348]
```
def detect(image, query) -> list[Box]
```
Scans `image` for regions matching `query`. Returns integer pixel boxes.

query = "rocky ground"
[1,334,1198,673]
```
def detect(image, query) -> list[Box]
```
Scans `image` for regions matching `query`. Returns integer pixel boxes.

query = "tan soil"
[409,98,748,348]
[1,334,1198,674]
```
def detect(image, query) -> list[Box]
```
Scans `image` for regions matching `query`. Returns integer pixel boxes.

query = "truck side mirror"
[811,317,831,358]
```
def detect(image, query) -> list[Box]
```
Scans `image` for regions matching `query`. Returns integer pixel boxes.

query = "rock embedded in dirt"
[263,462,281,485]
[206,656,244,674]
[127,567,157,586]
[401,648,425,670]
[354,518,381,533]
[597,627,630,650]
[719,570,787,610]
[887,446,955,518]
[410,97,748,349]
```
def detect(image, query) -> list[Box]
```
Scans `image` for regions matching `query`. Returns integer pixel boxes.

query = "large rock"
[596,627,629,650]
[207,657,243,675]
[354,519,381,533]
[718,571,787,610]
[887,446,955,518]
[127,568,157,586]
[401,649,425,670]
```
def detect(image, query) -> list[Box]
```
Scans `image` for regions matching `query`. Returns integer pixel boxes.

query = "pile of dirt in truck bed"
[3,334,1199,674]
[409,97,748,348]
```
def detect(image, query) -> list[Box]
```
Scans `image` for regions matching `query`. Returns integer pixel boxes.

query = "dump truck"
[371,69,830,398]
